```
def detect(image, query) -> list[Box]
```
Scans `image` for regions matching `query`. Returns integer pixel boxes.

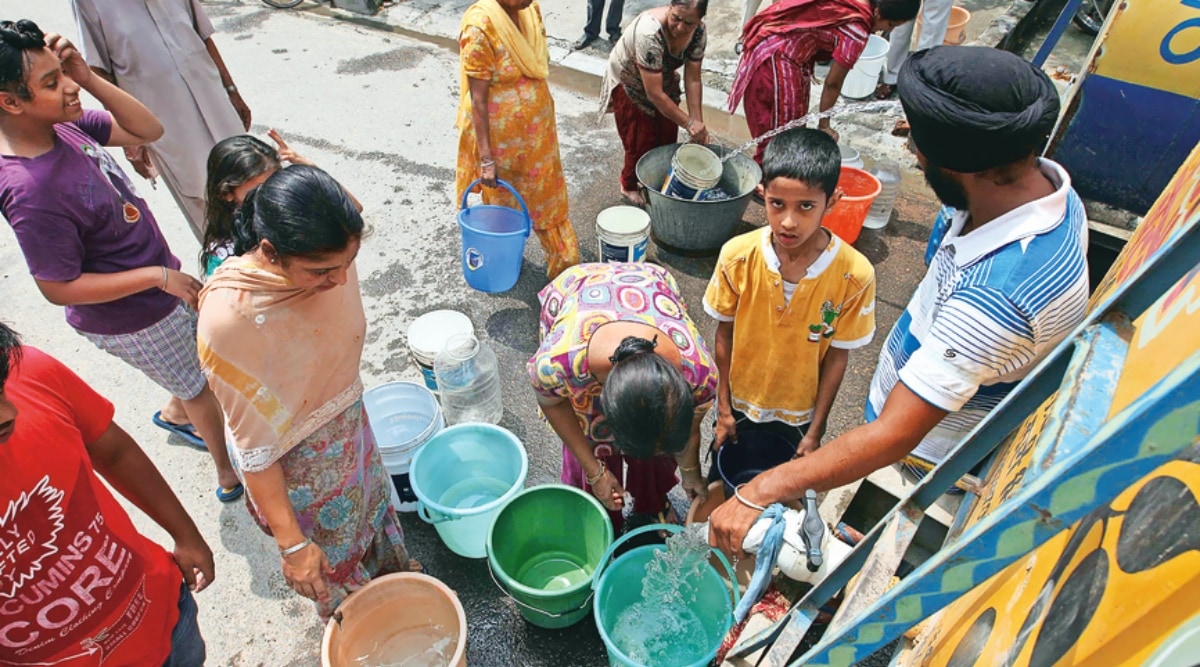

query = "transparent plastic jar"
[864,160,901,230]
[433,333,503,425]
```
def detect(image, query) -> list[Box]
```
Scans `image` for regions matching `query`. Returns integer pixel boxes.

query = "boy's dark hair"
[670,0,709,18]
[231,164,363,260]
[877,0,921,22]
[0,20,45,101]
[600,336,695,459]
[762,127,842,199]
[202,135,282,270]
[0,322,22,392]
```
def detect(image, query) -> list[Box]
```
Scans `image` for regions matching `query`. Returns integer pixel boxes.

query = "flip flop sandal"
[152,411,207,450]
[215,483,245,503]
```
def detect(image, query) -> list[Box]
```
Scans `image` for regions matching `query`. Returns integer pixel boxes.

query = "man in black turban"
[899,45,1061,212]
[710,45,1091,559]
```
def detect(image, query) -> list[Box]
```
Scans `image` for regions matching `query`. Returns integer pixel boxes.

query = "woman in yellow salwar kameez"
[456,0,580,280]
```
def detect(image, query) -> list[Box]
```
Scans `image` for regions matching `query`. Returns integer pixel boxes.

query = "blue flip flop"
[216,484,244,503]
[152,411,206,450]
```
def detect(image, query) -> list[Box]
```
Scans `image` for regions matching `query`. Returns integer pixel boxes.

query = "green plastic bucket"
[592,524,738,667]
[486,485,614,629]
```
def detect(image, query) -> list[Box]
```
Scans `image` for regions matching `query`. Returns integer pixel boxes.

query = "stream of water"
[719,100,904,161]
[610,525,715,666]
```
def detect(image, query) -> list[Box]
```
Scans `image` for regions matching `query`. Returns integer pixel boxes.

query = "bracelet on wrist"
[585,460,607,486]
[678,463,699,473]
[279,538,312,558]
[480,157,495,168]
[160,266,168,290]
[734,484,767,512]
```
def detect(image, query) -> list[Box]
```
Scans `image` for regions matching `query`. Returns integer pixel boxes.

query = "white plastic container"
[841,35,890,99]
[434,333,503,425]
[698,508,853,585]
[864,159,901,230]
[840,144,864,170]
[596,206,651,263]
[662,143,723,201]
[407,310,474,393]
[363,381,446,512]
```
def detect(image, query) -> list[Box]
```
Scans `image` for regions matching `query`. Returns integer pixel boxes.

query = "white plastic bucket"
[596,206,651,263]
[841,35,890,99]
[363,381,445,513]
[839,144,864,170]
[661,144,723,201]
[407,310,473,393]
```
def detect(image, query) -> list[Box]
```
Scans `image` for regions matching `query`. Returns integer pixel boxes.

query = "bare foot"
[891,119,911,137]
[407,559,424,573]
[620,188,645,207]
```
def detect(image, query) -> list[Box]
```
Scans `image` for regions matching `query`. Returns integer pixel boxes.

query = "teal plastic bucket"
[486,485,614,629]
[592,525,738,667]
[458,179,531,293]
[409,423,528,558]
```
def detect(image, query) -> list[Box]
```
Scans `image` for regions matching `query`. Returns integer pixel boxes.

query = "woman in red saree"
[727,0,919,162]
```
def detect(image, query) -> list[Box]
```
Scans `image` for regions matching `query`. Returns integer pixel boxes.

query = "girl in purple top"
[528,263,716,532]
[0,20,240,502]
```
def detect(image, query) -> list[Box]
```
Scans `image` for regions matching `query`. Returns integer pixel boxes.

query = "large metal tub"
[636,143,762,254]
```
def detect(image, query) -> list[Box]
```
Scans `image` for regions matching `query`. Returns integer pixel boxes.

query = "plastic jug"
[864,159,901,230]
[434,333,503,425]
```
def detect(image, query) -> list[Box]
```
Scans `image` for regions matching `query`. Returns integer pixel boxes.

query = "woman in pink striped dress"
[727,0,919,162]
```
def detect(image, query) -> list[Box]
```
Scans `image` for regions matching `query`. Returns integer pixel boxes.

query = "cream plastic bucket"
[841,35,890,99]
[407,310,473,393]
[596,206,651,263]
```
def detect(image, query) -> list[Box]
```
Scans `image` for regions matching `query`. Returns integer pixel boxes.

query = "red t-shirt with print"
[0,347,182,666]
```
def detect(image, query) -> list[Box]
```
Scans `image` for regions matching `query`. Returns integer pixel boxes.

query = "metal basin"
[636,143,762,254]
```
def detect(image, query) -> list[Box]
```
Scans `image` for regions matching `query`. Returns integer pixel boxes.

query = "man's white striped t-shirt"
[866,159,1090,464]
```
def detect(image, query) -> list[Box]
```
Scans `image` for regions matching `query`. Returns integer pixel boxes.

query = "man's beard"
[923,162,969,210]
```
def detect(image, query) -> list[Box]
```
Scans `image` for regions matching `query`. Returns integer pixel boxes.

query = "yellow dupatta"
[456,0,549,128]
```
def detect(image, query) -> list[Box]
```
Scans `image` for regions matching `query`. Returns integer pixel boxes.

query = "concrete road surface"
[0,1,937,664]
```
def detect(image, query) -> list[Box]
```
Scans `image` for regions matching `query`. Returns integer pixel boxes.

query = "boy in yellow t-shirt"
[704,128,876,456]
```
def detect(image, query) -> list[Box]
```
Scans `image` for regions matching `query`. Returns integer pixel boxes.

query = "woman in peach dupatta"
[456,0,580,279]
[196,165,413,620]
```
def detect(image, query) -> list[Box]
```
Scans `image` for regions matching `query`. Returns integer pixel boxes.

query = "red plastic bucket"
[825,167,881,244]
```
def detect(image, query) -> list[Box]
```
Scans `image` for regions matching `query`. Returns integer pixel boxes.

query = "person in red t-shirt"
[0,323,214,667]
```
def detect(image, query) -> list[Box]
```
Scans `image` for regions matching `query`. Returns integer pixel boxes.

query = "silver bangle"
[160,266,168,290]
[734,484,767,512]
[279,538,312,558]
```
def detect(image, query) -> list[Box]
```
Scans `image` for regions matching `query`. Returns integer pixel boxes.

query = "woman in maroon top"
[727,0,919,163]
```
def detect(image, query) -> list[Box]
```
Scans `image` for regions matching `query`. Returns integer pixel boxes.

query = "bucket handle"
[460,178,532,238]
[486,558,595,619]
[417,500,451,525]
[590,524,740,611]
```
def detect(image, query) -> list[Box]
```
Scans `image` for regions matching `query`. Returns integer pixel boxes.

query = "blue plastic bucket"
[458,179,531,293]
[592,524,738,667]
[409,423,528,558]
[710,429,796,496]
[716,430,796,500]
[363,381,445,512]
